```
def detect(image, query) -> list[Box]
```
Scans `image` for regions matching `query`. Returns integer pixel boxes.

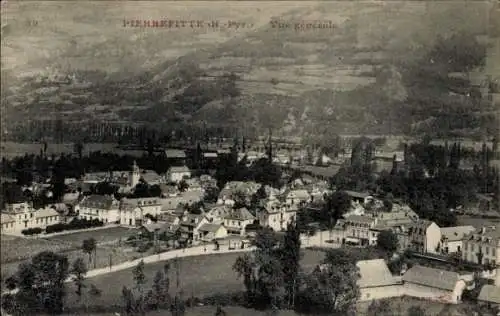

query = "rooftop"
[226,207,255,221]
[344,190,371,199]
[169,166,190,173]
[402,265,462,291]
[198,223,224,233]
[478,284,500,304]
[357,259,399,288]
[165,149,187,159]
[344,215,375,224]
[441,226,476,242]
[79,195,118,210]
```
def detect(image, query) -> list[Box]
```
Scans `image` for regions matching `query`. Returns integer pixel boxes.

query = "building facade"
[408,220,441,254]
[462,226,500,266]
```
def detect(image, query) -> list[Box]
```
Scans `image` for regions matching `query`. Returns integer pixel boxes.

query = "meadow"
[61,250,325,314]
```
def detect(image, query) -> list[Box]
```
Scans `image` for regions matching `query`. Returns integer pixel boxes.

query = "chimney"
[481,227,486,234]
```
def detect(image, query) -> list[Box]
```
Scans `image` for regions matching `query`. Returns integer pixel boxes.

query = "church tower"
[129,160,140,187]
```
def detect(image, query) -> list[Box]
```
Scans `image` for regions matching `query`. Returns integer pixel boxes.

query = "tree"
[233,228,283,308]
[383,199,393,212]
[14,251,70,314]
[89,284,102,298]
[82,238,97,267]
[367,299,392,316]
[296,256,360,314]
[215,305,227,316]
[178,179,189,192]
[407,305,427,316]
[233,254,256,301]
[122,286,135,315]
[279,220,301,308]
[324,190,351,237]
[151,268,170,309]
[74,141,84,160]
[377,230,399,255]
[204,186,220,203]
[70,257,87,301]
[133,260,147,315]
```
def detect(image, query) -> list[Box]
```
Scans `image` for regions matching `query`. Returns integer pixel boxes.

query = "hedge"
[45,218,104,234]
[21,227,43,236]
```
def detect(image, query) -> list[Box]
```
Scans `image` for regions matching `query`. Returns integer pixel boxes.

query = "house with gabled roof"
[402,265,467,304]
[179,213,209,245]
[408,219,441,254]
[285,189,311,207]
[76,194,120,224]
[119,197,162,227]
[439,225,475,254]
[198,223,228,242]
[166,166,191,183]
[224,207,255,235]
[257,195,297,232]
[357,259,403,301]
[1,213,16,234]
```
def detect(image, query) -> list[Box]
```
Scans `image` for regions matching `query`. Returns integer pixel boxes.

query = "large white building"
[120,197,162,226]
[76,195,121,224]
[257,194,297,232]
[462,226,500,266]
[166,166,191,183]
[1,202,61,234]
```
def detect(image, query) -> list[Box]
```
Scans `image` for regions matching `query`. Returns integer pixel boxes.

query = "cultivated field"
[1,243,147,287]
[0,142,118,158]
[44,226,138,246]
[0,235,75,264]
[61,249,325,313]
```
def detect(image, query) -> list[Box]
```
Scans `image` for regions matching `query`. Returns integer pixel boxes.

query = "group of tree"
[233,222,360,314]
[214,143,283,190]
[1,251,101,315]
[121,260,188,316]
[331,141,499,227]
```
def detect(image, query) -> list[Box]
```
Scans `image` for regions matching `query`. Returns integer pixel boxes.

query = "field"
[44,226,138,246]
[0,235,75,264]
[61,249,325,313]
[1,242,146,287]
[0,142,119,158]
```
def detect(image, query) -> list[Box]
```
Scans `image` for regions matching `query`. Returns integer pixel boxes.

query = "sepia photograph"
[0,1,499,315]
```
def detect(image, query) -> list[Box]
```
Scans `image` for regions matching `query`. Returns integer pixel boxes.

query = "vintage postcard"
[1,1,499,316]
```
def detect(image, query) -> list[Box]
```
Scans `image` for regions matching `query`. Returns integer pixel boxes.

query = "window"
[30,213,34,218]
[486,247,490,255]
[493,248,496,256]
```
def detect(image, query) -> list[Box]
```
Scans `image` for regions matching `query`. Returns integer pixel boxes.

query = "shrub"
[21,227,43,236]
[45,218,104,234]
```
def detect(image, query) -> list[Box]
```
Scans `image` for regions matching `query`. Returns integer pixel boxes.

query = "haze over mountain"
[1,1,498,141]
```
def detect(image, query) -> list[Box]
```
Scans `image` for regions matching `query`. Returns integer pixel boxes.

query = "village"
[1,137,500,315]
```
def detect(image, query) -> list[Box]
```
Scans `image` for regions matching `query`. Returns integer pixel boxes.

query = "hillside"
[1,1,498,141]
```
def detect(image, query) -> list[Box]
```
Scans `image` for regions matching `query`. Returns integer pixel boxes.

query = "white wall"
[403,281,465,304]
[358,285,404,302]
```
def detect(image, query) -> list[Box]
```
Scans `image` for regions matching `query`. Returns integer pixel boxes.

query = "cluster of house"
[140,179,331,246]
[326,191,500,307]
[0,160,333,244]
[331,191,500,267]
[354,258,499,306]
